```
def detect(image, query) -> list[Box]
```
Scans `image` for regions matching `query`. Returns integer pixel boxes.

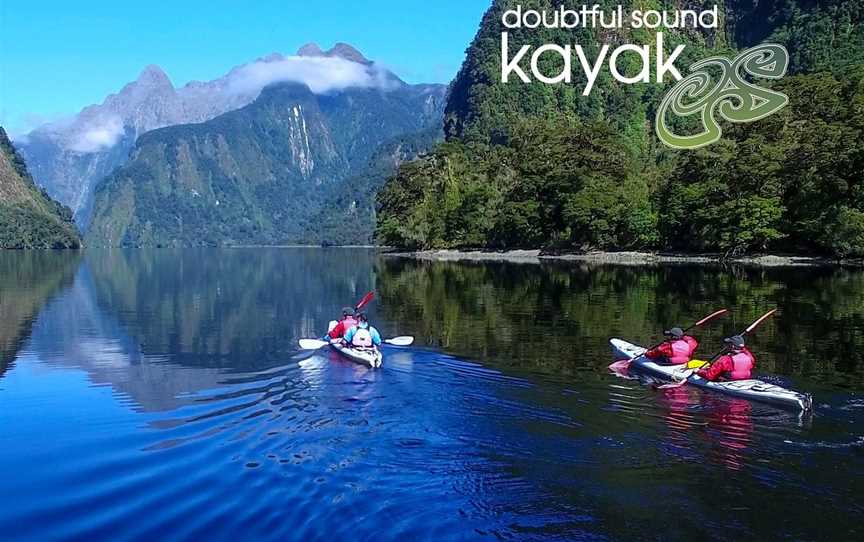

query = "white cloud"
[67,115,125,153]
[225,55,396,96]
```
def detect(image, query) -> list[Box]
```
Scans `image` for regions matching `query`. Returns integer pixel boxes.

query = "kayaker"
[344,313,382,348]
[697,335,755,381]
[644,327,698,365]
[327,307,359,340]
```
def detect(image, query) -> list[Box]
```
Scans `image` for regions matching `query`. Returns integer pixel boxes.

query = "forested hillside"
[377,0,864,257]
[86,82,445,247]
[0,128,81,249]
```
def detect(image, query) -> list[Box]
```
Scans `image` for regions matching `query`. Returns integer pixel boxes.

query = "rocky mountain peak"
[328,43,370,65]
[296,43,325,57]
[135,64,173,89]
[297,42,371,65]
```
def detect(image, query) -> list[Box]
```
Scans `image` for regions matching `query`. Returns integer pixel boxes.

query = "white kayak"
[330,340,383,368]
[610,338,813,411]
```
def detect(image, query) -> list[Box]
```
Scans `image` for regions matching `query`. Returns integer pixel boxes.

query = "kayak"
[330,340,383,368]
[610,338,813,411]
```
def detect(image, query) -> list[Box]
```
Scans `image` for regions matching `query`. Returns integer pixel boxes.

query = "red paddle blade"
[355,291,375,311]
[608,359,631,373]
[693,308,729,328]
[745,309,777,334]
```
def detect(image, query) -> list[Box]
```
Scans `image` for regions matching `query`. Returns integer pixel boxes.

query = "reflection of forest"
[26,263,228,412]
[0,251,81,376]
[5,250,864,412]
[86,249,378,368]
[376,258,864,382]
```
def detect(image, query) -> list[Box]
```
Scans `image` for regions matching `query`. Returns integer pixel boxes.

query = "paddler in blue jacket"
[344,313,382,347]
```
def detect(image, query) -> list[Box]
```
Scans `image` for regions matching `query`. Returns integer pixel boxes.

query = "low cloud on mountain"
[225,55,397,96]
[67,115,125,153]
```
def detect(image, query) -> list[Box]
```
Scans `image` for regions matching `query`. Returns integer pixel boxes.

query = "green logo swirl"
[655,44,789,149]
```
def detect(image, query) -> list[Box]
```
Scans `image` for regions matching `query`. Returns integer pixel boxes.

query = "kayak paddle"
[611,308,728,372]
[384,336,414,346]
[355,291,375,311]
[298,336,414,350]
[657,309,777,389]
[299,339,329,350]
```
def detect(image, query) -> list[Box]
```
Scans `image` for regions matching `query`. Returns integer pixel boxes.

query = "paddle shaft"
[700,309,778,369]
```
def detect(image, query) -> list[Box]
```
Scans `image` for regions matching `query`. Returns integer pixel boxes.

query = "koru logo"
[655,44,789,149]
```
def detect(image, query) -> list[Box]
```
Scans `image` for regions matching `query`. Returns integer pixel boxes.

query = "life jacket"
[341,316,358,330]
[351,327,373,347]
[667,336,698,365]
[725,349,755,380]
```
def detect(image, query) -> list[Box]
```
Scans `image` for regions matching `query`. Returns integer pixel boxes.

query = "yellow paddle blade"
[687,359,708,370]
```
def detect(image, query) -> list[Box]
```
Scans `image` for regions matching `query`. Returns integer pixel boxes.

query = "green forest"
[376,0,864,258]
[0,128,81,250]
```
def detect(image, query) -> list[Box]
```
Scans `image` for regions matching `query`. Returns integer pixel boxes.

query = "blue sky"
[0,0,489,134]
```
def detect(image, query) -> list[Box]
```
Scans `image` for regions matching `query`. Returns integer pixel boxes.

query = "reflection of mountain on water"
[22,249,380,412]
[0,251,81,377]
[27,262,228,412]
[85,249,378,368]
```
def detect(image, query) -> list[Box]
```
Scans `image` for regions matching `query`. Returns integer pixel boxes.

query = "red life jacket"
[668,336,699,365]
[726,348,755,380]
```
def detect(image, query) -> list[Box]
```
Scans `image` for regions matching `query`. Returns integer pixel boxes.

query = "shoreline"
[384,249,864,267]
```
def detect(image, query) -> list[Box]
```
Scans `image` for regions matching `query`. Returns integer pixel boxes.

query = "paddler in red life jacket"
[327,307,359,340]
[697,335,755,381]
[645,327,699,365]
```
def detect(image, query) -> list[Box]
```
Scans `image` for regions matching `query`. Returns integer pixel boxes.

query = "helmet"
[664,327,685,338]
[356,312,369,323]
[724,335,746,348]
[341,307,355,317]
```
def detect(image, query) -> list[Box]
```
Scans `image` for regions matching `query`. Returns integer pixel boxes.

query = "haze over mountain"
[15,43,422,227]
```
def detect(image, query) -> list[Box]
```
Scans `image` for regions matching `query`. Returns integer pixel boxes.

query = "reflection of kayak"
[330,340,383,368]
[610,338,813,412]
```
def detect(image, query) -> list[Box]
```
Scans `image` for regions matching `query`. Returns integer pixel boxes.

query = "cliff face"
[0,127,81,249]
[86,81,446,247]
[16,63,255,224]
[15,43,434,227]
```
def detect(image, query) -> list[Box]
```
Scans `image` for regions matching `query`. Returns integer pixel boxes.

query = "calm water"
[0,249,862,541]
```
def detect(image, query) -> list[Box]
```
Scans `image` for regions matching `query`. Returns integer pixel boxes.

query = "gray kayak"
[610,338,812,411]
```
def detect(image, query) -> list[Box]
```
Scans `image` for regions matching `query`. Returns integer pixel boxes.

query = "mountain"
[14,43,414,227]
[0,127,81,249]
[85,76,446,247]
[376,0,864,258]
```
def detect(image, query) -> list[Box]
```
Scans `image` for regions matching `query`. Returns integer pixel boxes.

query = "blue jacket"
[344,322,382,346]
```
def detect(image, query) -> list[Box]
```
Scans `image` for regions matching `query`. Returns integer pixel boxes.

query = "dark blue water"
[0,249,862,541]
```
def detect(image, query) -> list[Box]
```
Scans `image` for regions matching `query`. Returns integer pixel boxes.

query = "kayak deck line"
[610,338,813,412]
